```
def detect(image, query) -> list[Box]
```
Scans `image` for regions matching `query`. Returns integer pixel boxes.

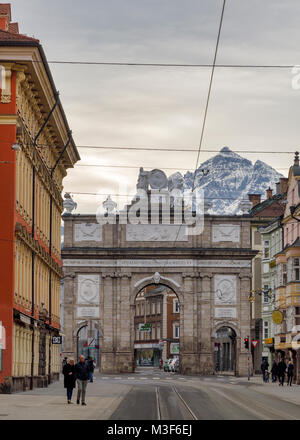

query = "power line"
[30,60,298,69]
[75,163,290,171]
[76,146,298,154]
[2,138,298,155]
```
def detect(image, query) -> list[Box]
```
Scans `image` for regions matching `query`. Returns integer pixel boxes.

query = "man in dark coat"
[87,356,95,383]
[277,358,287,386]
[261,359,269,382]
[287,360,294,386]
[271,360,278,383]
[75,354,90,405]
[62,358,76,404]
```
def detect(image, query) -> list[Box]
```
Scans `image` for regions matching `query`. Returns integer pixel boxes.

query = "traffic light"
[244,338,249,349]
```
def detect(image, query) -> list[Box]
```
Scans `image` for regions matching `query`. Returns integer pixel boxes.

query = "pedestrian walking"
[261,359,269,382]
[271,360,278,383]
[277,358,287,386]
[287,360,294,386]
[159,359,163,370]
[87,356,95,383]
[75,354,90,406]
[62,356,68,369]
[62,358,76,404]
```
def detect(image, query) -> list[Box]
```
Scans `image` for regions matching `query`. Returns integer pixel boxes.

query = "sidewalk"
[0,373,131,420]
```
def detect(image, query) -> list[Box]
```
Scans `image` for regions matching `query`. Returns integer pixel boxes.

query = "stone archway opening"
[133,283,180,371]
[214,326,237,374]
[76,321,100,366]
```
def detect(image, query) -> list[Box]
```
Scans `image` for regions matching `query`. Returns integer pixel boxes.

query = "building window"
[263,285,270,303]
[173,299,179,313]
[157,301,161,315]
[146,300,150,315]
[263,240,270,259]
[173,323,180,339]
[156,324,160,339]
[293,258,300,281]
[263,321,269,339]
[152,302,156,315]
[283,263,287,285]
[151,325,155,340]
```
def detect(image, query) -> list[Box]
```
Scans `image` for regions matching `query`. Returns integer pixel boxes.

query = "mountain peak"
[183,146,284,214]
[220,146,232,153]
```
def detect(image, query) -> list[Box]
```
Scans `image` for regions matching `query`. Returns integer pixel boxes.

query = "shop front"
[134,343,161,367]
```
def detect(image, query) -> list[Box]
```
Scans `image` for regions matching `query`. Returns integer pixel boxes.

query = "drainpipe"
[47,131,72,382]
[30,92,60,390]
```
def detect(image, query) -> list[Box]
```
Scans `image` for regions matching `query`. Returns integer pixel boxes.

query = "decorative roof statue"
[63,193,77,215]
[136,167,149,191]
[238,199,253,214]
[168,172,184,192]
[103,195,117,213]
[148,169,168,190]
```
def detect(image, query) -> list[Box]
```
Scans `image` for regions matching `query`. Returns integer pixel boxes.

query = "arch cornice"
[131,272,183,305]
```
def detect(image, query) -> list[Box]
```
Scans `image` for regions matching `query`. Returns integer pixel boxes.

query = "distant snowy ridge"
[175,146,283,215]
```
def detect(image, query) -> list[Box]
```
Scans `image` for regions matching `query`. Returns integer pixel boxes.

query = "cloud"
[10,0,299,212]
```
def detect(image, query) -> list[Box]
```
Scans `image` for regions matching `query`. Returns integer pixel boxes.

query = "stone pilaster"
[238,274,252,376]
[62,272,76,357]
[115,273,133,372]
[180,272,199,374]
[199,273,214,375]
[101,272,115,373]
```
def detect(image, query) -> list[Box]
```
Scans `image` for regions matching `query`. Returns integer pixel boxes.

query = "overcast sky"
[10,0,300,213]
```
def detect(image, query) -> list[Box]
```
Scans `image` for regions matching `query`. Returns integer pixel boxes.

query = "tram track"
[156,385,197,420]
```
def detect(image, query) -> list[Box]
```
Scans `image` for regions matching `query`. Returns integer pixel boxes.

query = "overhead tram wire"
[2,138,298,155]
[75,163,291,171]
[29,59,297,69]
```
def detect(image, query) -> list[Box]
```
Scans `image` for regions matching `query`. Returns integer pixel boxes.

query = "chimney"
[266,187,273,199]
[295,151,299,167]
[248,194,261,207]
[279,177,288,195]
[0,3,11,31]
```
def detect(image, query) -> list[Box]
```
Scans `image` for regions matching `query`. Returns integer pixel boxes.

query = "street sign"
[264,337,274,345]
[251,340,258,348]
[138,323,151,333]
[272,310,283,324]
[52,336,62,345]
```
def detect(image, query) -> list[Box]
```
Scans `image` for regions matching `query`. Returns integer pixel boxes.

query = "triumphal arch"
[62,169,256,375]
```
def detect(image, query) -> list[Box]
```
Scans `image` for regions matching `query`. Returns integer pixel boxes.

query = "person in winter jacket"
[261,359,269,382]
[287,360,294,386]
[277,358,287,386]
[271,360,278,382]
[63,358,76,404]
[75,355,90,405]
[87,356,95,383]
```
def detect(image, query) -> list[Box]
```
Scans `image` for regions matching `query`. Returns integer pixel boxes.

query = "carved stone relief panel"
[77,274,100,304]
[212,224,240,243]
[214,275,237,305]
[126,224,188,242]
[74,223,102,242]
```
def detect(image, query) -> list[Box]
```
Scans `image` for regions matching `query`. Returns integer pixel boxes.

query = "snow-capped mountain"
[181,146,283,215]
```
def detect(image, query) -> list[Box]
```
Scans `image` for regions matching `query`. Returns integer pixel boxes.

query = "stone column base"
[237,352,249,376]
[180,353,200,375]
[100,352,134,373]
[199,352,214,375]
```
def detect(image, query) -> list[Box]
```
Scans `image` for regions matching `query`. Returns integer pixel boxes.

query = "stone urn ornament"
[63,193,77,215]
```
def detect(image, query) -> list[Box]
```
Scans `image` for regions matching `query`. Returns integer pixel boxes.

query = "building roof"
[0,27,39,43]
[248,193,286,217]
